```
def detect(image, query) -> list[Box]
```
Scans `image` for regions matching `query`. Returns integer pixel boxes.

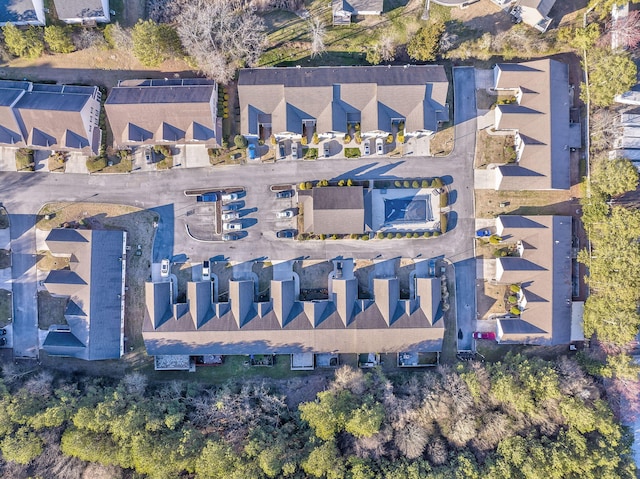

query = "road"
[0,66,479,355]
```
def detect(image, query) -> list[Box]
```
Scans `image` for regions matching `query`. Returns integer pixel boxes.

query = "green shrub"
[412,180,419,188]
[15,148,35,171]
[318,179,329,187]
[234,135,248,149]
[489,235,502,245]
[433,231,440,237]
[403,180,410,188]
[312,132,319,144]
[440,191,448,208]
[331,235,338,240]
[440,213,447,233]
[377,233,384,239]
[344,134,351,143]
[338,179,345,186]
[44,25,75,53]
[319,234,326,240]
[344,148,361,158]
[510,284,521,293]
[405,233,412,238]
[413,232,419,238]
[346,178,353,186]
[86,156,107,173]
[3,24,44,59]
[354,132,362,144]
[305,182,313,189]
[350,234,358,239]
[386,134,393,144]
[304,148,318,160]
[299,182,307,190]
[423,232,432,238]
[508,295,518,304]
[421,180,429,188]
[394,181,402,187]
[387,233,394,239]
[510,306,521,316]
[301,137,308,146]
[361,235,369,240]
[156,156,173,170]
[431,177,443,188]
[208,148,221,158]
[395,233,402,239]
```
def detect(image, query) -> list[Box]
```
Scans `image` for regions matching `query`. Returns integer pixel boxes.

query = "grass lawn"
[475,189,575,219]
[258,0,425,67]
[430,125,454,156]
[38,291,68,329]
[37,250,69,271]
[475,130,515,168]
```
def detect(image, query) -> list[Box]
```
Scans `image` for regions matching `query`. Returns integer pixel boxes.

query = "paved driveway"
[0,68,480,355]
[9,214,39,358]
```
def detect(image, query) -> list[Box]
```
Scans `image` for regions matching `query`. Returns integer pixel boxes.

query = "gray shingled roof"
[104,79,218,147]
[53,0,106,20]
[0,0,43,24]
[238,66,449,136]
[305,186,365,235]
[495,215,572,345]
[42,229,125,360]
[494,59,574,190]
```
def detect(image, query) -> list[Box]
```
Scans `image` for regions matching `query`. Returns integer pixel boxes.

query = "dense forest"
[0,354,635,479]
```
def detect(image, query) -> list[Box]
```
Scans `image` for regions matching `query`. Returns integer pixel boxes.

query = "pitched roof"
[42,229,126,360]
[495,215,572,345]
[53,0,108,21]
[238,66,449,135]
[493,59,575,190]
[104,79,218,147]
[0,0,45,24]
[142,272,445,356]
[0,80,100,153]
[333,0,384,14]
[304,186,365,235]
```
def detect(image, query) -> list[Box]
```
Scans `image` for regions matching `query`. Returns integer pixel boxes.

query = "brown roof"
[238,66,449,136]
[495,215,572,345]
[0,81,100,153]
[304,186,365,235]
[493,59,575,190]
[104,79,219,148]
[142,273,445,356]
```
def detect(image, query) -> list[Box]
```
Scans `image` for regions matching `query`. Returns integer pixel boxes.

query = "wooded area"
[0,356,635,478]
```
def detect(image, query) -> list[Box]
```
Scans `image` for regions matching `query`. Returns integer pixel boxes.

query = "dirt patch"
[172,262,193,304]
[476,281,508,319]
[474,189,576,218]
[278,375,330,408]
[36,250,69,271]
[36,202,158,352]
[353,260,374,298]
[0,289,11,326]
[212,261,233,301]
[0,49,193,90]
[449,0,512,36]
[294,260,333,299]
[475,130,515,168]
[430,126,454,156]
[38,291,68,329]
[548,0,588,28]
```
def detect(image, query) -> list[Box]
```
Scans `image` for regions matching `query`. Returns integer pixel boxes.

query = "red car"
[473,331,496,340]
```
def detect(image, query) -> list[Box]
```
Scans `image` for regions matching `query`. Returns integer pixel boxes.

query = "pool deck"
[370,188,440,232]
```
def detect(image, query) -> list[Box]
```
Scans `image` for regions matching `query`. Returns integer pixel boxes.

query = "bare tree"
[331,365,366,395]
[176,0,266,84]
[394,423,428,459]
[426,436,448,466]
[105,22,133,51]
[602,10,640,50]
[24,370,54,398]
[590,108,623,153]
[308,17,326,58]
[121,372,148,396]
[72,29,107,50]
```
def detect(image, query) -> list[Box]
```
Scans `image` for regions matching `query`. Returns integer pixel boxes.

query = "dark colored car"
[0,337,6,346]
[278,143,286,159]
[222,233,241,241]
[145,148,152,164]
[472,331,496,340]
[0,329,6,336]
[276,229,296,238]
[276,190,294,199]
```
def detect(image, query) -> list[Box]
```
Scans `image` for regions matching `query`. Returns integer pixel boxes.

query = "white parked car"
[223,222,243,231]
[160,259,170,277]
[376,138,384,155]
[291,143,298,160]
[221,192,239,202]
[221,212,239,221]
[276,210,294,219]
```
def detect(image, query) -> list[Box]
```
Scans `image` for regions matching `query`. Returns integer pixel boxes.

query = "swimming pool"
[384,197,432,223]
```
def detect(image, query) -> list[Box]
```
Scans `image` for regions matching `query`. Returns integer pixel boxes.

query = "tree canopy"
[2,23,44,59]
[407,21,445,62]
[44,25,75,54]
[583,48,637,107]
[176,0,266,84]
[131,19,181,67]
